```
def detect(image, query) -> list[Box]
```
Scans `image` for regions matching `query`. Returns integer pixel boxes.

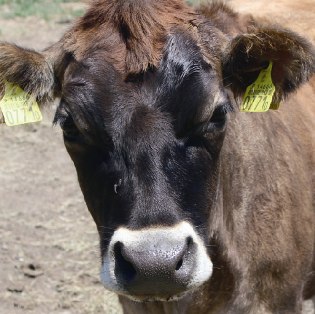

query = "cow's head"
[1,0,314,302]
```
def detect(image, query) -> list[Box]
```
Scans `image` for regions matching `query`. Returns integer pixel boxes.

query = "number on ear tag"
[0,81,42,126]
[241,62,278,112]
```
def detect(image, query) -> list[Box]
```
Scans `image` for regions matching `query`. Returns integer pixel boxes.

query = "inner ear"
[223,26,315,103]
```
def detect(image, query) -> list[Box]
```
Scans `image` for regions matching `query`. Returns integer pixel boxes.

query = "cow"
[0,0,314,313]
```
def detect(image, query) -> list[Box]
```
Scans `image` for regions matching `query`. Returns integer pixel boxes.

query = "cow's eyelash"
[218,101,234,115]
[53,100,71,126]
[53,108,79,135]
[53,110,68,127]
[53,101,80,130]
[188,104,231,136]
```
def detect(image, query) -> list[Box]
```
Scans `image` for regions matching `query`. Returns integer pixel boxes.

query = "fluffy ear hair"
[0,43,54,104]
[223,26,315,103]
[0,42,70,105]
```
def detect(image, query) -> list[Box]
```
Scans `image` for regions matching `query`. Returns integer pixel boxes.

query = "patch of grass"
[0,0,208,20]
[0,0,84,20]
[187,0,203,4]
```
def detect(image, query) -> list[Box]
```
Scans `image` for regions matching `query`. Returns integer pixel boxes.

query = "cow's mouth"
[100,221,213,301]
[119,290,191,302]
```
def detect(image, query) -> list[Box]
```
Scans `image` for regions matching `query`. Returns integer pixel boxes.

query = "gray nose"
[101,223,213,299]
[113,236,196,296]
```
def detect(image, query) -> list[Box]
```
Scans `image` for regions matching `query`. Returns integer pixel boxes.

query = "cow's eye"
[191,105,227,136]
[54,102,82,142]
[56,114,80,142]
[62,116,81,142]
[205,105,227,133]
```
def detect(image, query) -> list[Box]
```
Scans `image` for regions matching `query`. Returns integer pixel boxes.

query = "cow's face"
[0,6,314,302]
[53,30,230,300]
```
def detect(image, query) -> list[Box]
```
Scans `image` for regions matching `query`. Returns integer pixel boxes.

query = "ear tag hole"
[0,81,42,126]
[241,62,279,112]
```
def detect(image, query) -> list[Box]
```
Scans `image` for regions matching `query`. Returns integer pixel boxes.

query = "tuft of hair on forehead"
[65,0,195,74]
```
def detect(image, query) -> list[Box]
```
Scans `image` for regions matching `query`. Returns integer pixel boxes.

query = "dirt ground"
[0,4,122,314]
[0,1,314,314]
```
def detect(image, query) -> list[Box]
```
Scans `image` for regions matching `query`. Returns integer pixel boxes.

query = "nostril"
[186,236,193,249]
[175,258,183,271]
[175,236,194,272]
[114,242,137,284]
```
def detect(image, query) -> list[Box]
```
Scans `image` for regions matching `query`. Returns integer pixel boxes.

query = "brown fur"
[0,0,196,104]
[223,26,315,103]
[63,0,195,74]
[197,1,256,36]
[230,0,315,44]
[216,82,315,313]
[117,79,315,314]
[0,0,314,313]
[0,43,54,103]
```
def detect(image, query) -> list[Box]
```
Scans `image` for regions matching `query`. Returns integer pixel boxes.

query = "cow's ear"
[222,27,315,103]
[0,43,67,105]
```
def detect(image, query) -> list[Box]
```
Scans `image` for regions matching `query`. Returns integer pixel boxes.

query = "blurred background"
[0,1,314,313]
[0,1,123,313]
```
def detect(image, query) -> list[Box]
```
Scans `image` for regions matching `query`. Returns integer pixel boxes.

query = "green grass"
[187,0,204,4]
[0,0,208,20]
[0,0,84,20]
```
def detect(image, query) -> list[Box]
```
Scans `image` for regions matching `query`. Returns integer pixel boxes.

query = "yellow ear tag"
[241,62,276,112]
[0,81,42,126]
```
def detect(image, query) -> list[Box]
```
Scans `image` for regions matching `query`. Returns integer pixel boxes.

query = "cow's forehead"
[60,30,223,143]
